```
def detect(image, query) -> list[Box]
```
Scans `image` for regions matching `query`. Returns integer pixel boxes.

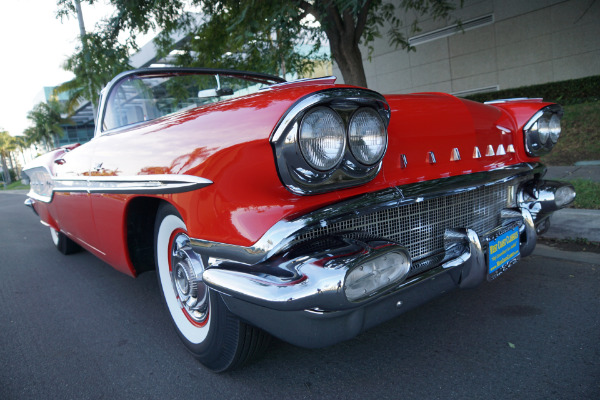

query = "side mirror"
[197,89,218,98]
[216,87,234,96]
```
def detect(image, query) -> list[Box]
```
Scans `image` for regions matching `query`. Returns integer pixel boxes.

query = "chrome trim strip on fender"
[24,166,213,203]
[53,174,213,194]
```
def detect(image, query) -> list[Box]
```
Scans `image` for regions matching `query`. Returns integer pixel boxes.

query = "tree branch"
[354,0,373,44]
[325,1,345,36]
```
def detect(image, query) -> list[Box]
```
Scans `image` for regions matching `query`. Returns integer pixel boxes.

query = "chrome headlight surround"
[271,88,390,195]
[523,104,563,157]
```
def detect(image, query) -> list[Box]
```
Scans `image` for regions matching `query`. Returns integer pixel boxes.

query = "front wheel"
[154,204,269,372]
[50,227,80,255]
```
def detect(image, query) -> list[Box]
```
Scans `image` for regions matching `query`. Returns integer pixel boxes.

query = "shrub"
[465,75,600,105]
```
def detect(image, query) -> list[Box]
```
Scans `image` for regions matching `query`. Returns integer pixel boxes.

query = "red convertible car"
[24,68,575,371]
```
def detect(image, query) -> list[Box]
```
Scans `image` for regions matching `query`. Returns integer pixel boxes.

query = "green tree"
[55,30,131,114]
[25,100,70,152]
[57,0,461,87]
[0,131,16,185]
[13,135,31,168]
[154,1,325,77]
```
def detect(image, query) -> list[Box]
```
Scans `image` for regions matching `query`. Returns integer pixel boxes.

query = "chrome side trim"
[267,76,337,89]
[191,163,544,265]
[25,170,212,203]
[53,174,213,194]
[485,98,542,104]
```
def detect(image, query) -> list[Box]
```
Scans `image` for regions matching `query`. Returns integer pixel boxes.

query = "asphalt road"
[1,192,599,400]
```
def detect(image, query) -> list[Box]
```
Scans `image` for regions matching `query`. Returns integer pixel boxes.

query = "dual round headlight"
[298,107,387,171]
[524,106,563,157]
[536,113,561,145]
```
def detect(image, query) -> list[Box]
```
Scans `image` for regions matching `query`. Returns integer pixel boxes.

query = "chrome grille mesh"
[297,182,514,261]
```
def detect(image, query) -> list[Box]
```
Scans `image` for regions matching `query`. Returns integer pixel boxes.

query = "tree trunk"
[329,38,367,87]
[74,0,98,120]
[1,153,11,185]
[314,1,371,88]
[10,152,20,180]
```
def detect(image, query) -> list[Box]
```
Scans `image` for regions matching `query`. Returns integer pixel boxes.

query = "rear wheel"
[154,204,269,372]
[50,227,80,255]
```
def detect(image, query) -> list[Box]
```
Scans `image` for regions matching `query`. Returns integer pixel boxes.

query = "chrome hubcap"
[170,232,208,323]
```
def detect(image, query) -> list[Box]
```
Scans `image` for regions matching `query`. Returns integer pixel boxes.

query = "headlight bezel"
[271,89,390,195]
[523,104,563,157]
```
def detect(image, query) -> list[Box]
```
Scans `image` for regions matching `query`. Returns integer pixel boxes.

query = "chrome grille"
[297,182,514,261]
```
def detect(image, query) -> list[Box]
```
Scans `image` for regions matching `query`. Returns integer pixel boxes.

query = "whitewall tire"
[50,227,80,255]
[154,203,270,372]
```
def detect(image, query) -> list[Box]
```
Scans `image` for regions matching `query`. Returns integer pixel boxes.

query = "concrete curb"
[544,165,600,182]
[533,244,600,264]
[541,208,600,242]
[0,190,28,195]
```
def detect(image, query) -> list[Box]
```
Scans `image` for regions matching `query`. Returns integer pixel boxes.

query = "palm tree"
[25,100,70,152]
[0,130,16,186]
[13,135,31,166]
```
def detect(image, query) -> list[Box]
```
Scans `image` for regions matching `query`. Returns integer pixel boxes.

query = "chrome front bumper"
[192,163,575,347]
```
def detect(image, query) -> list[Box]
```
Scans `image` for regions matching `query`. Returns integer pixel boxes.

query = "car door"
[52,141,99,251]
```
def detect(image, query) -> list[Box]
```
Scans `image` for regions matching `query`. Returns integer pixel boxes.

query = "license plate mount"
[487,226,520,281]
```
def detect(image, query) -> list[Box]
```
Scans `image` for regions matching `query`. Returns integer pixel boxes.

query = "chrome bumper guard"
[24,198,39,216]
[518,179,576,233]
[201,207,537,348]
[202,207,537,311]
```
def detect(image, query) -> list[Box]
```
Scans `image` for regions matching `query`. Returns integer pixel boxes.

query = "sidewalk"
[541,208,600,242]
[544,164,600,182]
[542,165,600,242]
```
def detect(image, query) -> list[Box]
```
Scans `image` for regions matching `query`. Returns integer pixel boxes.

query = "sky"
[0,1,154,136]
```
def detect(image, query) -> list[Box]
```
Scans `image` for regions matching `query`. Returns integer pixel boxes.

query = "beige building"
[333,0,600,95]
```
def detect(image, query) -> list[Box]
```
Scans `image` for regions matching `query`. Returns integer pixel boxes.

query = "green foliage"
[56,0,462,90]
[464,75,600,105]
[154,1,326,77]
[25,100,70,151]
[0,181,30,191]
[56,30,131,112]
[542,102,600,166]
[0,130,16,184]
[565,179,600,210]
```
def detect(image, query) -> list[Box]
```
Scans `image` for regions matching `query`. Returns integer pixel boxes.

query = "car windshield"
[101,70,282,132]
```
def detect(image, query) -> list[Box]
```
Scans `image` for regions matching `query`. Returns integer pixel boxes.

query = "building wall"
[333,0,600,94]
[55,124,95,148]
